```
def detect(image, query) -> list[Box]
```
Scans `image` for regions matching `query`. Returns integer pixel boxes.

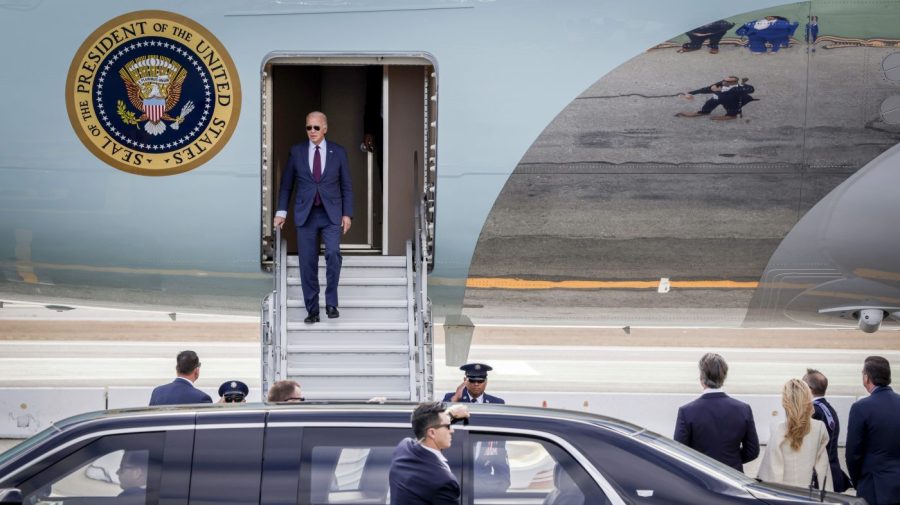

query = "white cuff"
[275,211,287,218]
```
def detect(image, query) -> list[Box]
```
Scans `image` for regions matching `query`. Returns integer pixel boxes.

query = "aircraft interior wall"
[267,62,426,259]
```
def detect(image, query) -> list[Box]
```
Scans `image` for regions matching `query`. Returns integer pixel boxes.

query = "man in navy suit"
[148,350,212,406]
[804,368,851,492]
[389,402,469,504]
[674,353,759,472]
[846,356,900,505]
[274,111,354,323]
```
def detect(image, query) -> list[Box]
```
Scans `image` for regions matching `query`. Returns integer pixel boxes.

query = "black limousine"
[0,403,864,505]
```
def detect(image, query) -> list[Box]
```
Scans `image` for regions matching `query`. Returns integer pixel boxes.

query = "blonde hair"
[782,379,813,451]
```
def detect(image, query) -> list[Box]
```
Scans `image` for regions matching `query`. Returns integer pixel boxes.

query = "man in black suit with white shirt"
[389,402,469,505]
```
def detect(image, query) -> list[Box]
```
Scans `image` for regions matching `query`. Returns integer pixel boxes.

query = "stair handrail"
[413,196,433,401]
[275,226,288,385]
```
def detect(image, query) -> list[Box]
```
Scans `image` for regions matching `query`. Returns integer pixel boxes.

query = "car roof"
[52,401,646,436]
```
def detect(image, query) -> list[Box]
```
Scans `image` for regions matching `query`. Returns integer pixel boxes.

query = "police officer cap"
[218,380,249,397]
[460,363,493,380]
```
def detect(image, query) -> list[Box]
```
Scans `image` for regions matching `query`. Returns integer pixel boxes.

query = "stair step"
[286,255,406,267]
[286,322,408,332]
[287,267,408,279]
[287,345,408,353]
[301,391,412,401]
[287,277,406,286]
[287,331,409,346]
[286,299,407,308]
[288,367,409,377]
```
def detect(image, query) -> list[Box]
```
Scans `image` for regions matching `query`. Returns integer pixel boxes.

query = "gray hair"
[699,353,728,389]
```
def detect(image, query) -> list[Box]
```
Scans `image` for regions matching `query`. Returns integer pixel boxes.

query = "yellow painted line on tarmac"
[466,278,758,290]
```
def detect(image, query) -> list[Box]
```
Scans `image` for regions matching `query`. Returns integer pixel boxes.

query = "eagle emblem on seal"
[116,55,195,136]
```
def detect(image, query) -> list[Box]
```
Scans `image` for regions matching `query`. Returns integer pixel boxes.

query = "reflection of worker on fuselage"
[676,76,756,121]
[736,16,799,54]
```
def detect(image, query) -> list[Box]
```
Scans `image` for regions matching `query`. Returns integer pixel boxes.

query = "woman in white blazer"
[757,379,833,490]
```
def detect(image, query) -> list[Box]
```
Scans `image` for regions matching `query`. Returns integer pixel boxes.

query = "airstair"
[261,207,433,401]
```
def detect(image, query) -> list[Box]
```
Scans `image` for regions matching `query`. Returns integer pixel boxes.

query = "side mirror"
[0,489,22,505]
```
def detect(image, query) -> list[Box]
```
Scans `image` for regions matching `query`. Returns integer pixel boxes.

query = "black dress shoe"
[326,305,340,319]
[304,312,320,324]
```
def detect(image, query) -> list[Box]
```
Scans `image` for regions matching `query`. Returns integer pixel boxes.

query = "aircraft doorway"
[262,55,435,266]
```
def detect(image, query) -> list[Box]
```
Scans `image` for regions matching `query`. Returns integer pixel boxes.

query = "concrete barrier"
[0,388,106,438]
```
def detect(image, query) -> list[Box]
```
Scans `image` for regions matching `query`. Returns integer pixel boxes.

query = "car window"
[14,432,164,505]
[189,425,265,505]
[468,433,610,505]
[300,427,413,505]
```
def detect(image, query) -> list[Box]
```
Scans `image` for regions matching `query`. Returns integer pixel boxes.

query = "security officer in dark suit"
[218,380,249,403]
[148,350,212,406]
[389,402,470,504]
[846,356,900,505]
[442,363,509,495]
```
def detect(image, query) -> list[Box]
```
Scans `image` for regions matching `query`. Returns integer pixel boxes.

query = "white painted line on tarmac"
[471,323,881,331]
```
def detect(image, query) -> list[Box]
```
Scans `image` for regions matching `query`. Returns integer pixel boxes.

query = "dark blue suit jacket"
[846,386,900,505]
[276,140,354,226]
[441,390,505,404]
[148,378,212,406]
[674,392,759,471]
[389,438,459,505]
[812,397,851,492]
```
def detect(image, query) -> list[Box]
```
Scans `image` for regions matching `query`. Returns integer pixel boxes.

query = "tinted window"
[14,432,165,505]
[189,423,264,505]
[468,433,610,505]
[299,427,413,505]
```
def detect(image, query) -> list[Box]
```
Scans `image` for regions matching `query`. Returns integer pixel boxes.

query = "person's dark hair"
[268,380,301,402]
[699,353,728,389]
[176,350,201,375]
[411,402,446,439]
[803,368,828,396]
[864,356,891,387]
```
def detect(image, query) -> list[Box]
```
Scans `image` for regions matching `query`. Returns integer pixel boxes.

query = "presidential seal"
[66,11,240,176]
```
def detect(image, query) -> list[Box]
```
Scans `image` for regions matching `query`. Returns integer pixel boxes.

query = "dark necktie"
[313,145,322,206]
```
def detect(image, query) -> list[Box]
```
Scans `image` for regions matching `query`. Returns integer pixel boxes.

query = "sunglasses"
[467,379,486,384]
[306,125,322,131]
[429,423,452,431]
[224,393,245,403]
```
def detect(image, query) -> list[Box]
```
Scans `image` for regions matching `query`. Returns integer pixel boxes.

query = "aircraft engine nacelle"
[818,305,900,334]
[857,308,884,333]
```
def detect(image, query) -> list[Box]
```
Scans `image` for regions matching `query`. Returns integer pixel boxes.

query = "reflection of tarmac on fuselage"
[469,27,900,327]
[651,35,900,52]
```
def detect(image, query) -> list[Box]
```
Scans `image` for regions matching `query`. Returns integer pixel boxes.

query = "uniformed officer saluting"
[442,363,509,496]
[443,363,504,404]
